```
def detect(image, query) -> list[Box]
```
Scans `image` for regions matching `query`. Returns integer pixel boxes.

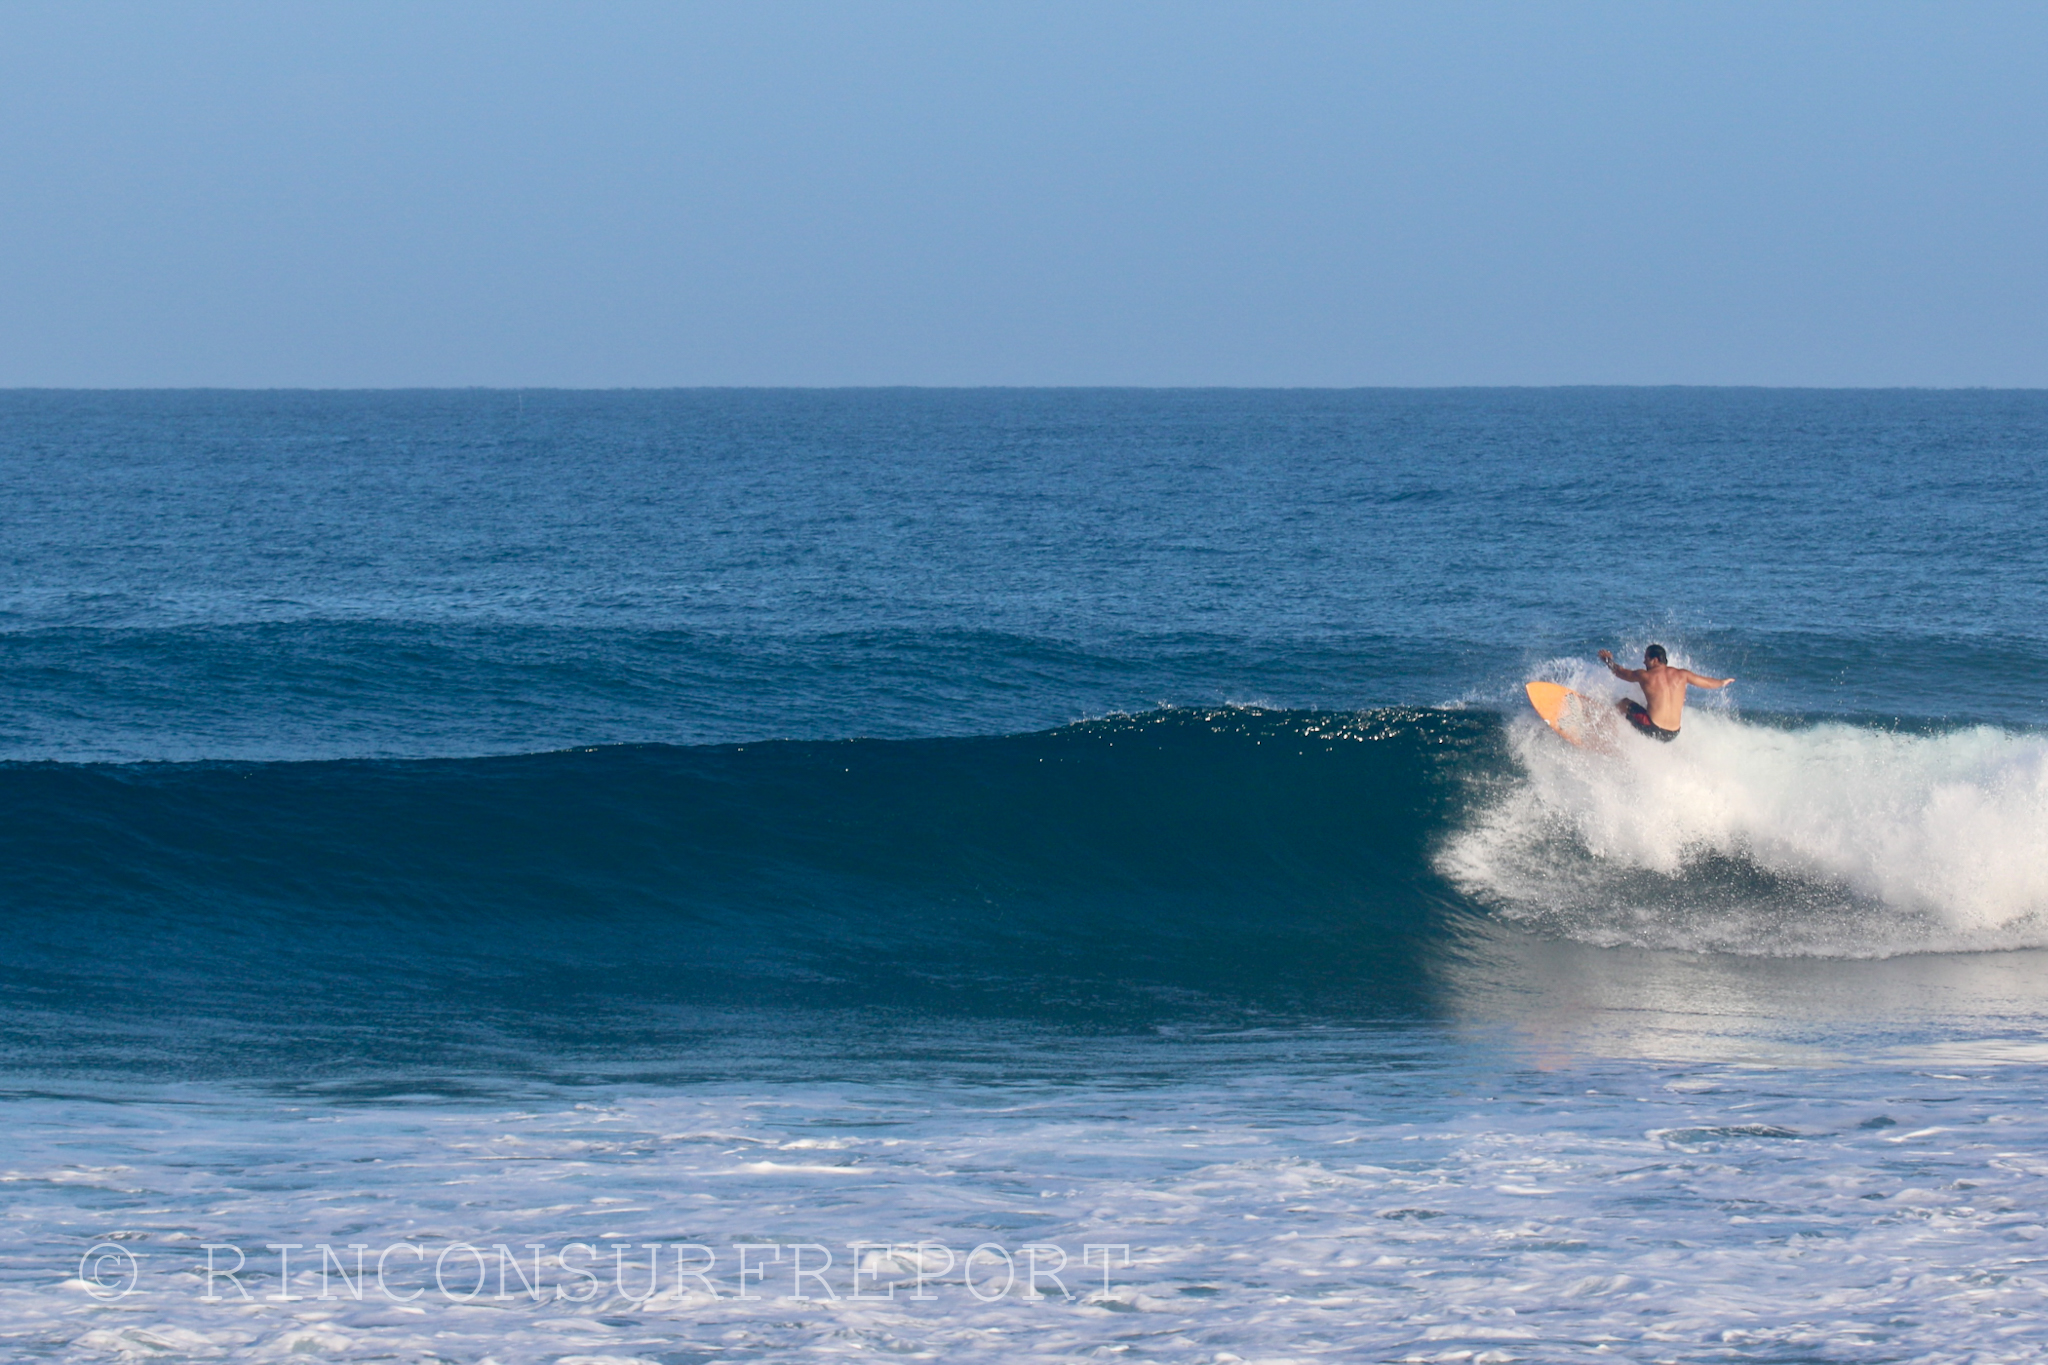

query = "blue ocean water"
[4,389,2047,1361]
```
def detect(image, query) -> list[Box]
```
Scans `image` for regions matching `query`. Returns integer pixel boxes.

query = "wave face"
[0,709,1491,1068]
[9,700,2048,1074]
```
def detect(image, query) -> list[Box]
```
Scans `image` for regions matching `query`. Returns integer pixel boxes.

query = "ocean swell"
[0,709,1487,1061]
[7,701,2045,1078]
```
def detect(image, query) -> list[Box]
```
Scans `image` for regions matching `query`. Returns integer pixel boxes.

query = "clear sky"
[3,1,2044,387]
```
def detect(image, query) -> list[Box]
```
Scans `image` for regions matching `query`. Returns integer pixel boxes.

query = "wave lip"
[1441,706,2048,957]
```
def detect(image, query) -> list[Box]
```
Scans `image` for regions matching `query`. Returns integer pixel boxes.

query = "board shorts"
[1619,698,1679,742]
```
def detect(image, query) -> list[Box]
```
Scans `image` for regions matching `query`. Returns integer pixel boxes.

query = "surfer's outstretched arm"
[1596,650,1645,682]
[1683,670,1734,689]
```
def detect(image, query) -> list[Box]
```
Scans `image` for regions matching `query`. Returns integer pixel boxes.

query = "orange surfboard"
[1525,681,1610,749]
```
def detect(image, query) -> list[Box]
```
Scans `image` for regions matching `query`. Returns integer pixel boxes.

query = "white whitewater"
[1445,675,2048,955]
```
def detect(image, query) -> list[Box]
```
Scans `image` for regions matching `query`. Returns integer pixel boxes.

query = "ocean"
[3,388,2046,1362]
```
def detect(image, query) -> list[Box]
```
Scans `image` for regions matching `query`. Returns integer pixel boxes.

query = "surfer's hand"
[1597,650,1613,663]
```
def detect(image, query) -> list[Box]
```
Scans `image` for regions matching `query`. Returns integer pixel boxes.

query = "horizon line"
[3,383,2043,395]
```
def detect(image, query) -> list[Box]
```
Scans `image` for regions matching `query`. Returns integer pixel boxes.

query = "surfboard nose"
[1526,680,1573,724]
[1525,679,1607,750]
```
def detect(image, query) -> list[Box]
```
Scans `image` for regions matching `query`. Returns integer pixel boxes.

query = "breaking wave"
[4,700,2045,1075]
[1442,700,2048,956]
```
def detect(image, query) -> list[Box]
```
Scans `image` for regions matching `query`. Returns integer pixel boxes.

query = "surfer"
[1597,645,1732,741]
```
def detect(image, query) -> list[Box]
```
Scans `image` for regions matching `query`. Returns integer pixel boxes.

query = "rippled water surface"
[2,389,2044,1361]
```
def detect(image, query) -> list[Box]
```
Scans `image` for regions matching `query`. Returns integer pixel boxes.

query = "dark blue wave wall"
[0,709,1499,1073]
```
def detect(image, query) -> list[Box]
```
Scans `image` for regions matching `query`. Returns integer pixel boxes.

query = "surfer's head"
[1643,644,1669,668]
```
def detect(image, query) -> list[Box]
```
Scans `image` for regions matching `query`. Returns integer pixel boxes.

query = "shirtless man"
[1597,644,1733,741]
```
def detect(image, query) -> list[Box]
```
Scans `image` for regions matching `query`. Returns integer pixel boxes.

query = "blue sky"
[2,1,2043,386]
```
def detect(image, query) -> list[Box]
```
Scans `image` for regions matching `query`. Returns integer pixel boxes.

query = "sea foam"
[1442,689,2048,956]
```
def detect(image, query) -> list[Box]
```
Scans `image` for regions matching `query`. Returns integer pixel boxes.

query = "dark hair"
[1644,644,1669,665]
